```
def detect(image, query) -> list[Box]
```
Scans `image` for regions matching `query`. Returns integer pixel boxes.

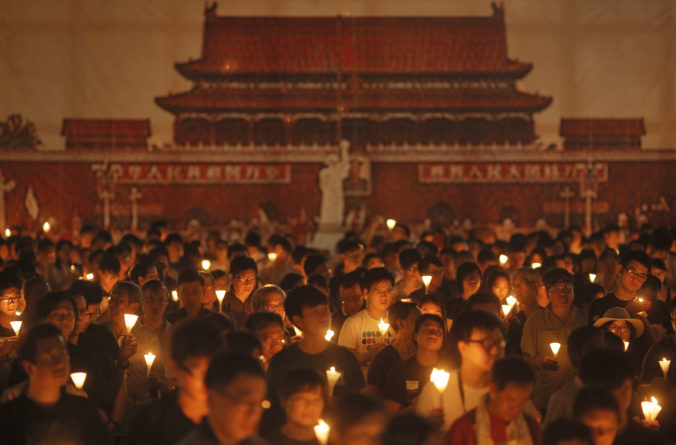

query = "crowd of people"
[0,220,675,445]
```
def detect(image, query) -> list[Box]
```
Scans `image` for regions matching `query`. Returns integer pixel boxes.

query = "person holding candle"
[221,257,259,328]
[446,262,482,320]
[521,268,587,411]
[579,349,668,445]
[0,272,22,391]
[178,351,269,445]
[505,268,543,356]
[641,299,676,387]
[366,301,420,396]
[593,306,652,377]
[251,285,296,337]
[141,280,173,377]
[446,357,540,445]
[245,312,287,371]
[263,368,326,445]
[406,256,451,305]
[393,248,423,302]
[260,237,297,286]
[415,310,505,432]
[479,266,511,304]
[267,286,364,399]
[382,314,450,411]
[338,267,395,367]
[330,271,364,335]
[0,323,111,445]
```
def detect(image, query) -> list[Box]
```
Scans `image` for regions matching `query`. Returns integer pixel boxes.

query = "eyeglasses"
[263,303,284,311]
[625,267,648,281]
[370,288,394,297]
[0,297,19,303]
[466,337,506,352]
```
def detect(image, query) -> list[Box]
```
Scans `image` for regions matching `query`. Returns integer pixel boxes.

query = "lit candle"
[15,311,21,317]
[258,354,266,365]
[314,419,330,445]
[326,366,342,395]
[430,368,450,407]
[531,262,541,269]
[293,326,302,337]
[144,352,156,378]
[499,254,508,265]
[378,318,390,336]
[506,295,517,308]
[124,313,138,334]
[624,341,629,352]
[216,289,225,312]
[201,259,211,271]
[10,320,22,336]
[501,304,512,317]
[267,252,277,262]
[171,290,179,302]
[43,221,51,232]
[325,329,334,341]
[422,275,432,292]
[589,273,597,282]
[659,358,671,378]
[641,396,662,422]
[70,372,87,389]
[4,228,10,237]
[550,342,561,358]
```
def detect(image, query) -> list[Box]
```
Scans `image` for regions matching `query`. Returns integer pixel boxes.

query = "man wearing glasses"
[521,268,587,411]
[588,250,651,324]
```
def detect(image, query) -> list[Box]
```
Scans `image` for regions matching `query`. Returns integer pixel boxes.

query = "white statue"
[317,141,351,232]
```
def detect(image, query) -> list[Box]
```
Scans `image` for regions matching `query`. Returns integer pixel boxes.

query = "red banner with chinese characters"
[418,162,608,183]
[96,163,291,185]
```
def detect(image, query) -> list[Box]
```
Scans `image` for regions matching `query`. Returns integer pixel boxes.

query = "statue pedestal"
[309,230,344,253]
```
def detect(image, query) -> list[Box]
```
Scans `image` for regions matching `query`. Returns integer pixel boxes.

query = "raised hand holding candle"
[124,314,138,334]
[550,342,561,358]
[659,358,670,378]
[325,329,334,341]
[326,366,342,395]
[144,352,156,378]
[70,372,87,389]
[378,318,390,336]
[641,396,662,422]
[10,320,22,336]
[314,419,330,445]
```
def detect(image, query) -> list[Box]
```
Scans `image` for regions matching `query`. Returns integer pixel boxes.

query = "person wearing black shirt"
[127,318,224,445]
[588,251,651,324]
[267,286,364,398]
[367,301,419,395]
[382,314,449,410]
[0,323,111,445]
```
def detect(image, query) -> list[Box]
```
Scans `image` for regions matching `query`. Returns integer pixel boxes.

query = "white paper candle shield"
[641,396,662,421]
[659,358,671,377]
[501,304,512,317]
[589,273,597,282]
[70,372,87,389]
[293,326,302,337]
[499,254,508,265]
[624,341,630,351]
[314,419,330,445]
[550,342,561,357]
[326,367,342,395]
[386,219,396,230]
[267,252,277,262]
[144,352,156,377]
[124,314,138,333]
[216,290,226,303]
[10,320,21,336]
[422,275,432,289]
[506,295,517,308]
[430,368,450,393]
[201,259,211,270]
[378,318,390,336]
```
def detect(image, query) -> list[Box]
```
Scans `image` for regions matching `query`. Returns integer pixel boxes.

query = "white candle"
[624,341,630,352]
[589,273,597,282]
[326,366,342,395]
[659,358,671,378]
[70,372,87,389]
[641,396,662,421]
[267,252,277,262]
[216,289,225,313]
[531,262,541,269]
[171,290,179,302]
[550,342,561,358]
[501,304,512,317]
[4,228,10,237]
[43,221,51,232]
[144,352,156,378]
[325,330,334,341]
[124,313,138,334]
[378,318,390,336]
[10,320,22,336]
[386,219,397,230]
[201,259,211,271]
[506,295,517,308]
[314,419,330,445]
[430,368,450,407]
[293,326,302,337]
[499,254,508,265]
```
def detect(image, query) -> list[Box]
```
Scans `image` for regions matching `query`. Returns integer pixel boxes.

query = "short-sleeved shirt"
[520,305,588,409]
[337,310,393,357]
[267,342,365,397]
[367,345,402,393]
[383,356,447,407]
[588,293,629,324]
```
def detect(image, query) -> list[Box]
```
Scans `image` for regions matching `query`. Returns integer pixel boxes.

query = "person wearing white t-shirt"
[338,267,395,366]
[415,310,505,432]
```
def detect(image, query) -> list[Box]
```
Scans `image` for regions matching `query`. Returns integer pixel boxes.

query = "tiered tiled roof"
[175,3,532,79]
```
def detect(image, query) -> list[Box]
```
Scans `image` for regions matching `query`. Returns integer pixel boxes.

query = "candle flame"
[501,304,512,317]
[499,254,508,265]
[43,221,51,232]
[201,259,211,271]
[422,275,432,287]
[144,352,156,369]
[531,262,541,269]
[267,252,277,262]
[386,219,397,230]
[325,330,334,341]
[430,368,450,393]
[70,372,87,389]
[171,290,179,302]
[124,313,138,333]
[215,289,226,302]
[378,318,390,335]
[314,419,330,445]
[550,342,561,357]
[10,320,22,336]
[506,295,517,307]
[589,273,597,282]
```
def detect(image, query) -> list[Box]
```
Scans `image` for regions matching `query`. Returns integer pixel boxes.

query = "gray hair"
[511,268,542,286]
[251,284,286,311]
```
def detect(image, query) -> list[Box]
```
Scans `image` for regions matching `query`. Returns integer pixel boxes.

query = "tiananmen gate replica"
[1,3,674,239]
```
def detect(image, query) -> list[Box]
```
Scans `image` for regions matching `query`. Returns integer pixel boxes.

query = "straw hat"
[593,307,644,337]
